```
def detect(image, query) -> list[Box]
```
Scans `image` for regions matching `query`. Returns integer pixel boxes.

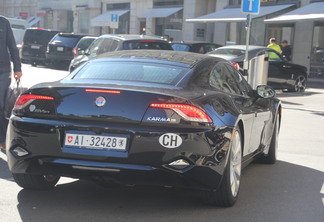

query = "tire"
[291,75,306,92]
[202,128,242,207]
[258,114,279,164]
[12,173,60,190]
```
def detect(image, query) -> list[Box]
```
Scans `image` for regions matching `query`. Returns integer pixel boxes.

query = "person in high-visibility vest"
[267,38,281,53]
[267,38,282,60]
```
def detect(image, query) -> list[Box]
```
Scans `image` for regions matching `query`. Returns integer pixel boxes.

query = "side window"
[88,38,104,57]
[110,40,119,51]
[97,39,113,55]
[209,62,252,96]
[226,64,253,96]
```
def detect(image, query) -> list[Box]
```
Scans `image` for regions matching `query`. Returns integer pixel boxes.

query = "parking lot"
[0,64,323,222]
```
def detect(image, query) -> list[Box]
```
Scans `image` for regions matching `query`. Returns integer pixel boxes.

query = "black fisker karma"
[7,50,281,207]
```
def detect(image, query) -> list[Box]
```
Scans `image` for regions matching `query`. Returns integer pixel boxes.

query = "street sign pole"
[241,0,260,77]
[111,14,119,34]
[243,14,252,76]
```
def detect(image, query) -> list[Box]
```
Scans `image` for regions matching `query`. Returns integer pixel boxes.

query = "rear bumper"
[8,156,224,190]
[46,53,73,62]
[22,53,47,62]
[7,117,232,190]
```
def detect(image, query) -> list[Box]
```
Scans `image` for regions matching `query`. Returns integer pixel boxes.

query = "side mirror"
[78,49,85,55]
[256,85,276,99]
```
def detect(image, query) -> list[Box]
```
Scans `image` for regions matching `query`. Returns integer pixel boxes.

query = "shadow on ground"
[9,161,324,222]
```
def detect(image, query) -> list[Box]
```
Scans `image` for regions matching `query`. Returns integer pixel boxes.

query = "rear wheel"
[202,128,242,207]
[12,173,60,189]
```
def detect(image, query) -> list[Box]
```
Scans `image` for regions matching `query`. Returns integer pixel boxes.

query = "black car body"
[69,34,173,72]
[46,33,86,66]
[21,28,60,66]
[7,50,281,207]
[208,45,308,92]
[171,42,222,54]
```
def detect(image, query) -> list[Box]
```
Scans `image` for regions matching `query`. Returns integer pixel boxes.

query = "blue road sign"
[111,14,118,22]
[241,0,261,15]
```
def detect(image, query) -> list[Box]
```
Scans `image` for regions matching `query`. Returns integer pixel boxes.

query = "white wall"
[292,20,313,72]
[213,0,229,45]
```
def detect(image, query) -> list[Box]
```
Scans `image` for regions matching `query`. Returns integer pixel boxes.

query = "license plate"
[57,46,64,51]
[31,45,40,49]
[64,133,127,150]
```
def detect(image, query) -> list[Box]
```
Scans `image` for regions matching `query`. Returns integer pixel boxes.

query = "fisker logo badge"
[29,105,36,112]
[95,96,106,107]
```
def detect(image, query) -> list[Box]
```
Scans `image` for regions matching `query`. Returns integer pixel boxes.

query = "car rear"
[7,58,228,190]
[21,28,59,66]
[46,33,86,66]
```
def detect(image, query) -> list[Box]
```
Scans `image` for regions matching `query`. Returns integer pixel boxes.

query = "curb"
[308,78,324,83]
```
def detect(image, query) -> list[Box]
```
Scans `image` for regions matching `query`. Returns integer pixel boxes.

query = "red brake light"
[85,89,121,94]
[73,47,77,56]
[14,94,54,110]
[140,40,156,42]
[150,103,212,123]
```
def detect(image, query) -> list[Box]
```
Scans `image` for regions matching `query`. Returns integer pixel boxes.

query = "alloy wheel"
[229,131,242,197]
[294,75,306,92]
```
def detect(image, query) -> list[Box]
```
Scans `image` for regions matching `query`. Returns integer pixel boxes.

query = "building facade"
[1,0,323,78]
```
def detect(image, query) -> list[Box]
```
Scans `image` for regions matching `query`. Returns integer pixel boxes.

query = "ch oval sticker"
[159,133,182,148]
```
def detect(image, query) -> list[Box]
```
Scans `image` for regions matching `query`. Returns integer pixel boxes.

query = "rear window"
[122,40,172,50]
[210,48,245,56]
[77,38,96,50]
[24,29,58,45]
[73,61,188,85]
[172,44,190,52]
[51,35,82,47]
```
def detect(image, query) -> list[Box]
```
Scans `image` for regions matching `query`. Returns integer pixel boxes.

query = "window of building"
[310,21,324,78]
[155,9,183,36]
[106,3,130,10]
[196,29,205,38]
[153,0,184,7]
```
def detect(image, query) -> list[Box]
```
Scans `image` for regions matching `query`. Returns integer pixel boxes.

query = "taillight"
[232,62,240,70]
[73,47,77,56]
[150,103,212,123]
[14,94,54,110]
[140,40,156,42]
[85,89,121,94]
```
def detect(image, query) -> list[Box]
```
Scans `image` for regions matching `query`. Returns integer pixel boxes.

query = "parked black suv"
[69,34,173,72]
[21,28,60,66]
[46,33,86,67]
